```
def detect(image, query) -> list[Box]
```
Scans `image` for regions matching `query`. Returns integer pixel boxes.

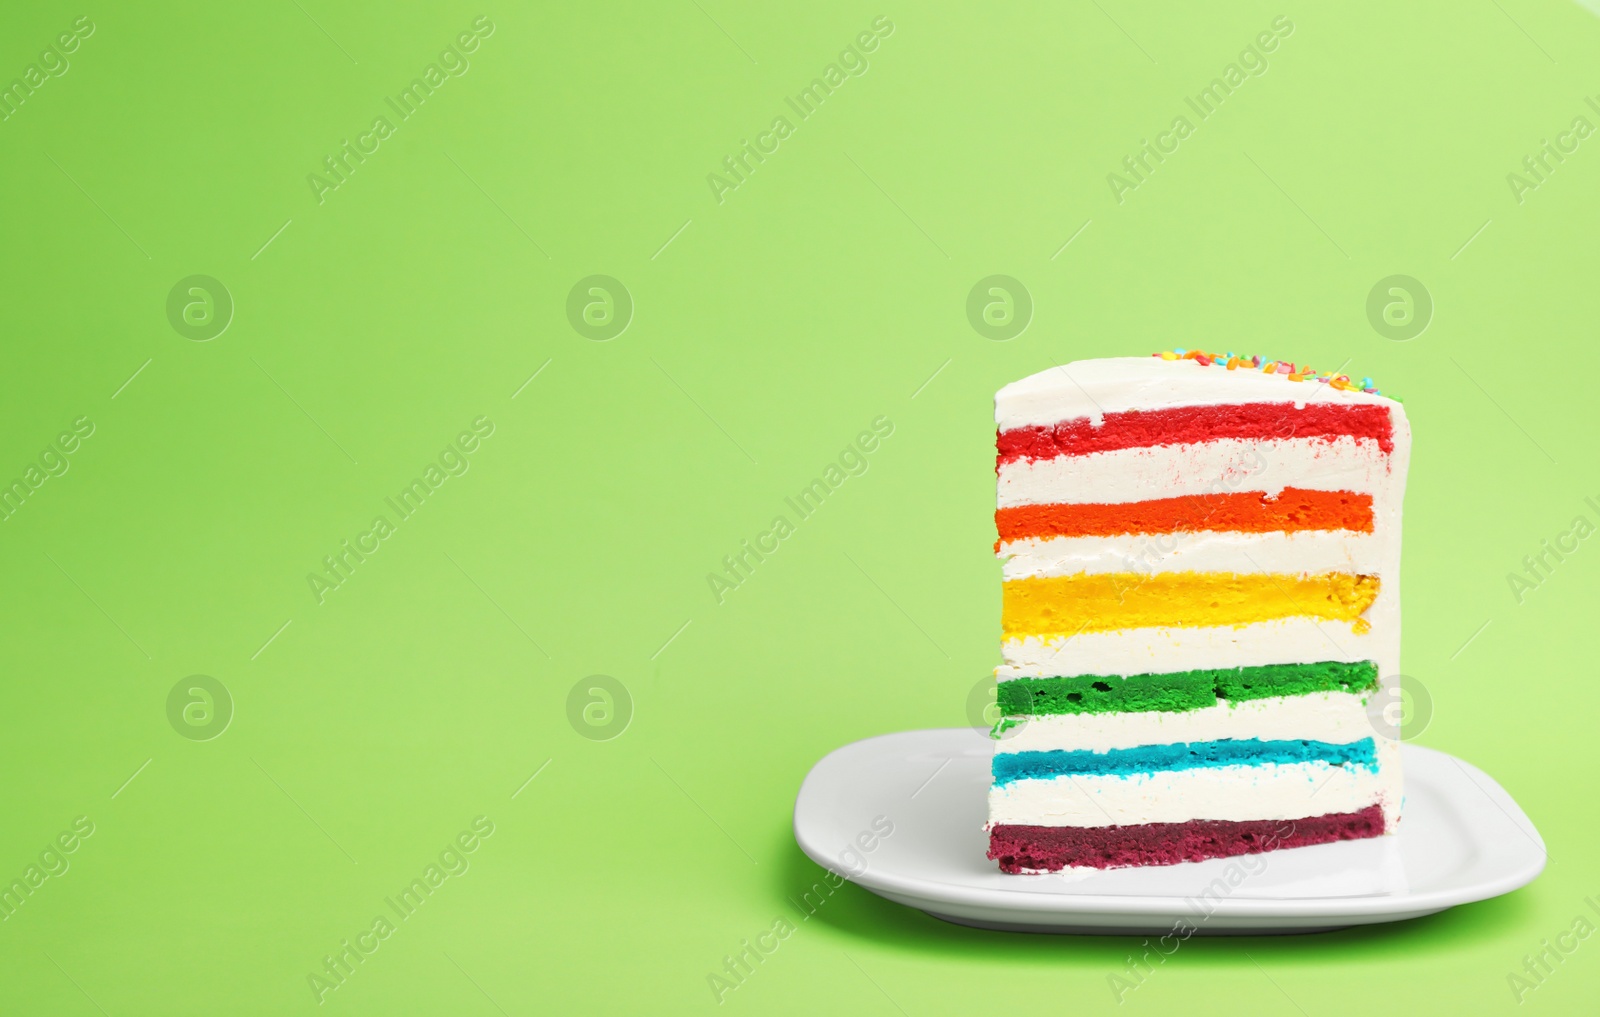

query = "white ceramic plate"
[793,728,1545,934]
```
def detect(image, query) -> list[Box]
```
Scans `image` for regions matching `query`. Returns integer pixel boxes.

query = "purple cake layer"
[987,805,1386,873]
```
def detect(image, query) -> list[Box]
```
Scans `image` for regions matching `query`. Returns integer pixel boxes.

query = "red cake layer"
[987,805,1386,873]
[996,402,1395,465]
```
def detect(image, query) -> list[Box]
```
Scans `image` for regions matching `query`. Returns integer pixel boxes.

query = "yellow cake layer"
[1001,571,1380,637]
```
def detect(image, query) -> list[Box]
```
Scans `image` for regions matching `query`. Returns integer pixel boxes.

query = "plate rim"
[793,729,1547,921]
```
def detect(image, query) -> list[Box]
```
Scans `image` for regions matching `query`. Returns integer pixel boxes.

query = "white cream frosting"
[995,356,1399,430]
[988,739,1401,829]
[1000,530,1382,580]
[996,435,1389,507]
[995,692,1377,754]
[999,617,1381,679]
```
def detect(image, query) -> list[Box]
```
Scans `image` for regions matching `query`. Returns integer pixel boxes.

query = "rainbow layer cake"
[986,353,1409,873]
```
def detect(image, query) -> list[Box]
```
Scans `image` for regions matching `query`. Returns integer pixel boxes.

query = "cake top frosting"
[996,355,1400,430]
[1152,349,1384,396]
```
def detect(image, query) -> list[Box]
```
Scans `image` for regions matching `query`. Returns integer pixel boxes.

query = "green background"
[1,2,1595,1013]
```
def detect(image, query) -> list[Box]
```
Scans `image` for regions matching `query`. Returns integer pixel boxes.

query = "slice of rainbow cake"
[986,353,1409,873]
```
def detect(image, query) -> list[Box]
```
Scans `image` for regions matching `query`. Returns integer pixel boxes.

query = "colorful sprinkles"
[1153,349,1385,397]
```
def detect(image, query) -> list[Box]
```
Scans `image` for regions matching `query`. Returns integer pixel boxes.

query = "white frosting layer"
[999,617,1380,679]
[996,693,1376,755]
[995,357,1398,430]
[988,740,1401,828]
[996,436,1389,508]
[1001,531,1382,580]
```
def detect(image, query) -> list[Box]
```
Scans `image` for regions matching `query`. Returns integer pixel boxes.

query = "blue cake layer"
[991,737,1378,787]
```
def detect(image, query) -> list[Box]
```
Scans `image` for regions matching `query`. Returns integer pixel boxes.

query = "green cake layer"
[996,660,1380,717]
